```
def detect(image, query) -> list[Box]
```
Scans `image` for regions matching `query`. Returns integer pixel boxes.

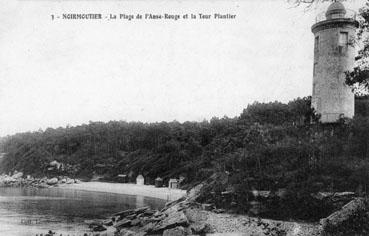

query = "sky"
[0,0,365,136]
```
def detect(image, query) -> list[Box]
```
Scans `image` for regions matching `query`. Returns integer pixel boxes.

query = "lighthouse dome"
[326,2,346,19]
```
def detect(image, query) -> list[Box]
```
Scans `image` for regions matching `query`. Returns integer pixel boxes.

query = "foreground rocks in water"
[110,205,194,235]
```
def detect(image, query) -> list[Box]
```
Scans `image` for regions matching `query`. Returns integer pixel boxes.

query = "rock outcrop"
[95,183,214,236]
[101,181,306,236]
[320,197,369,235]
[47,178,58,185]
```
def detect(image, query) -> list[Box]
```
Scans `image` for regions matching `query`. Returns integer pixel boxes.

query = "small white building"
[136,174,144,185]
[168,178,179,189]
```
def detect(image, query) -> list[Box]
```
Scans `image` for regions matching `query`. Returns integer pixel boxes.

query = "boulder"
[114,209,135,218]
[115,219,132,228]
[119,229,144,236]
[92,225,106,232]
[4,176,16,183]
[40,177,48,183]
[47,178,58,185]
[38,183,50,188]
[312,192,334,200]
[190,222,212,234]
[131,218,141,226]
[141,222,156,232]
[143,209,156,216]
[134,206,150,214]
[45,230,56,236]
[163,226,187,236]
[85,220,103,229]
[150,215,165,222]
[332,192,356,202]
[153,211,164,217]
[151,211,189,233]
[102,219,113,226]
[12,172,23,179]
[320,197,367,232]
[125,214,137,220]
[187,184,203,201]
[162,197,186,211]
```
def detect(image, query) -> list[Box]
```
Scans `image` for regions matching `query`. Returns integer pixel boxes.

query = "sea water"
[0,187,165,236]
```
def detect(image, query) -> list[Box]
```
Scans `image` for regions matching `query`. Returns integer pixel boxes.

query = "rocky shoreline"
[3,172,367,235]
[0,172,80,188]
[84,183,317,236]
[85,183,369,236]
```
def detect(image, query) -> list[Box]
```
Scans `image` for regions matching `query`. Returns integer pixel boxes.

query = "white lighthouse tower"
[311,1,358,123]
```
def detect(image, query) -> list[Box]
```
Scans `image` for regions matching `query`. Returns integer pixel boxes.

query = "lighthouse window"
[339,32,348,54]
[339,32,348,46]
[314,36,319,51]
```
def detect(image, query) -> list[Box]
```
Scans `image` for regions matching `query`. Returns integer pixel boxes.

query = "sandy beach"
[59,181,187,201]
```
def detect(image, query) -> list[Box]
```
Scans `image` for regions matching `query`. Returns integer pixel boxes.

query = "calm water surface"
[0,187,166,236]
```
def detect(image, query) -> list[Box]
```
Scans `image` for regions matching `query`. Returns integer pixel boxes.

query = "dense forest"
[1,96,369,219]
[0,97,312,181]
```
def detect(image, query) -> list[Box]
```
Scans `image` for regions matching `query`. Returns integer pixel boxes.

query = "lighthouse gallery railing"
[314,9,357,24]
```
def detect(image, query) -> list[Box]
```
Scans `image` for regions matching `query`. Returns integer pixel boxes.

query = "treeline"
[1,96,369,204]
[0,97,313,182]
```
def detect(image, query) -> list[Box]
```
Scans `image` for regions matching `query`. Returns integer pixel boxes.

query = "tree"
[345,2,369,94]
[288,0,333,8]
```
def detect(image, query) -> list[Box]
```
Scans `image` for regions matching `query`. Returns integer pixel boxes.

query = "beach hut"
[136,174,144,185]
[155,177,163,187]
[168,178,179,189]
